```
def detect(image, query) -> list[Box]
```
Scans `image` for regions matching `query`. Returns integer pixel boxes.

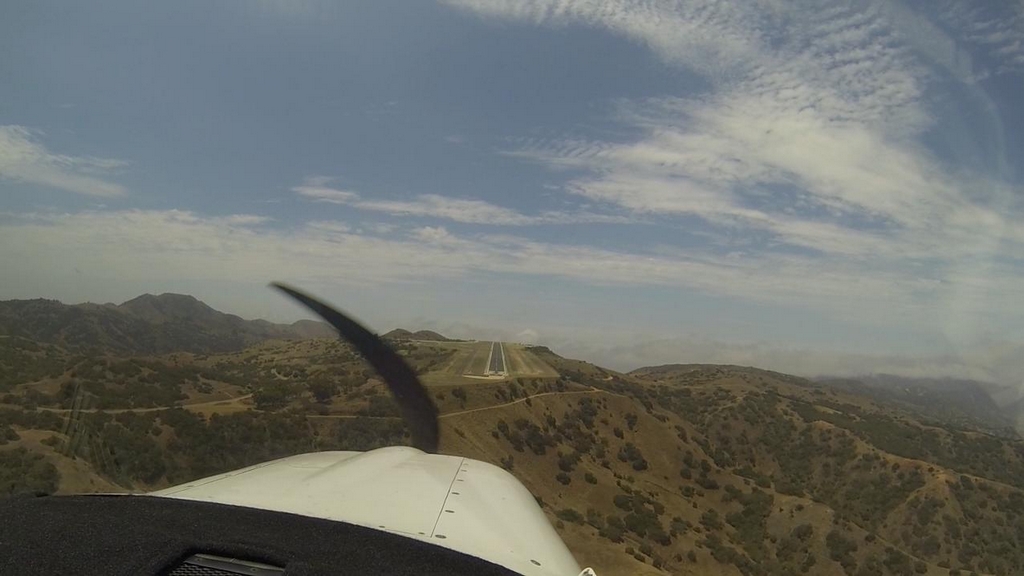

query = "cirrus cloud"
[0,126,128,197]
[292,177,632,225]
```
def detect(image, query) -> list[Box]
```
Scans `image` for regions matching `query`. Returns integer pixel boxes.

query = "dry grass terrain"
[4,315,1024,575]
[503,343,560,378]
[419,340,558,385]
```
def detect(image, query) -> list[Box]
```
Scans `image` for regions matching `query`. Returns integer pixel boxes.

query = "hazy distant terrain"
[0,294,335,355]
[815,374,1021,438]
[3,295,1024,575]
[382,328,454,342]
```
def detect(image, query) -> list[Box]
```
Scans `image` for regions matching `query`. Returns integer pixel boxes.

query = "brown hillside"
[3,334,1024,574]
[0,294,334,355]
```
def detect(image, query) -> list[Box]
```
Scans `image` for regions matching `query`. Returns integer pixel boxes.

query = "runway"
[424,340,556,384]
[486,341,506,375]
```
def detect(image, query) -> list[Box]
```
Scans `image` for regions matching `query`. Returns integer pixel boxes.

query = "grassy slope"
[3,340,1024,575]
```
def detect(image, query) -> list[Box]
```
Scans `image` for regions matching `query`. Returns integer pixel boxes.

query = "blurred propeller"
[270,282,439,453]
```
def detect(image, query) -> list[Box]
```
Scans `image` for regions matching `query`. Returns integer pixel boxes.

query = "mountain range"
[0,293,335,355]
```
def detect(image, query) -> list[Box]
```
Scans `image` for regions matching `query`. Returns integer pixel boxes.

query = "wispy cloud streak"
[0,126,127,197]
[292,178,631,225]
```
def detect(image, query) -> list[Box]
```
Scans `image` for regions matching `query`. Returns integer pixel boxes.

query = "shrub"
[792,523,814,541]
[556,508,584,524]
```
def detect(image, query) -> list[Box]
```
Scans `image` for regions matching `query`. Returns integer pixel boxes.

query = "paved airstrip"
[421,341,558,385]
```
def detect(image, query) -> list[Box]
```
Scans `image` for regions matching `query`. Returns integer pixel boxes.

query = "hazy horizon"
[2,1,1022,387]
[6,289,1022,390]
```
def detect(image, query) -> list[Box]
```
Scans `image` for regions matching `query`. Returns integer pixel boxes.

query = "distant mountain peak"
[119,293,207,307]
[382,328,450,342]
[0,293,334,355]
[118,293,219,324]
[120,293,207,307]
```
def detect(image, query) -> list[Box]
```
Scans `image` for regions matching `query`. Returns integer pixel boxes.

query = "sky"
[2,0,1023,385]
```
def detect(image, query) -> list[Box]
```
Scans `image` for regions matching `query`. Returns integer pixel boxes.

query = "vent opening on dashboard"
[166,553,284,576]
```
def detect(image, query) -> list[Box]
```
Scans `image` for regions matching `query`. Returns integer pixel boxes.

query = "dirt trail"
[440,388,601,418]
[24,386,627,422]
[299,387,609,421]
[35,394,254,415]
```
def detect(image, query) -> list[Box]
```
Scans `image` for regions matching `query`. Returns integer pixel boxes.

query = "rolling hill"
[383,328,453,341]
[2,295,1023,575]
[0,294,335,354]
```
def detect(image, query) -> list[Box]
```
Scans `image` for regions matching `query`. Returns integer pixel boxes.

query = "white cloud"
[448,0,1024,352]
[292,182,359,203]
[928,0,1024,77]
[222,214,272,225]
[411,225,460,244]
[291,178,631,225]
[2,208,1019,326]
[444,0,762,77]
[458,2,1024,293]
[525,94,1017,260]
[0,126,128,197]
[358,194,537,224]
